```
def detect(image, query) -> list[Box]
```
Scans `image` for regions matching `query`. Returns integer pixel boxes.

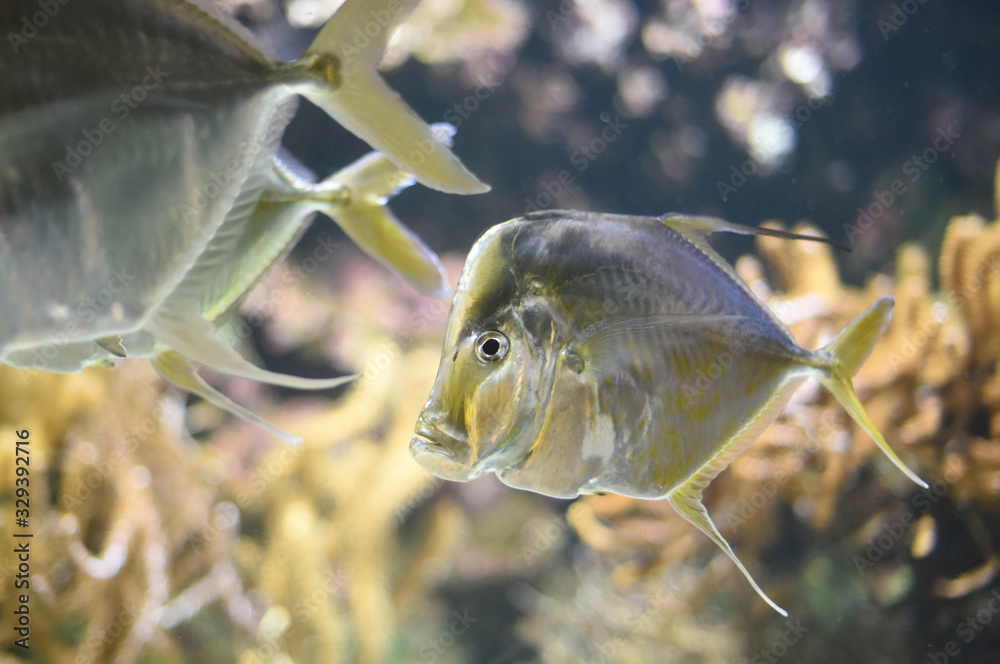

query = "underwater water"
[2,0,1000,663]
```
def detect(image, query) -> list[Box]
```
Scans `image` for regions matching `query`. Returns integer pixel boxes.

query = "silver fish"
[0,0,486,360]
[3,123,462,441]
[410,210,927,615]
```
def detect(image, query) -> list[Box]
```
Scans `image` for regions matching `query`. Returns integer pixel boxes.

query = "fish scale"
[411,209,927,616]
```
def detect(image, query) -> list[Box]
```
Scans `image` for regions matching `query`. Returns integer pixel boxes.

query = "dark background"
[274,0,1000,286]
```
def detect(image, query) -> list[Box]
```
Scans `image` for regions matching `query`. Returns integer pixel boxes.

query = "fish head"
[410,222,562,482]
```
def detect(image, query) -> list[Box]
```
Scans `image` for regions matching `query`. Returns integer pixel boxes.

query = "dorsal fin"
[657,214,840,338]
[660,214,850,251]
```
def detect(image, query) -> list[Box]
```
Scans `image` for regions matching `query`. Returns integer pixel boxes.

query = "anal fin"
[95,336,127,358]
[151,352,301,445]
[665,375,809,617]
[148,308,356,391]
[668,485,788,616]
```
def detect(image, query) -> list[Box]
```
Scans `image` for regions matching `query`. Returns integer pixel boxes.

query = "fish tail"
[298,0,488,195]
[812,296,928,488]
[310,124,454,297]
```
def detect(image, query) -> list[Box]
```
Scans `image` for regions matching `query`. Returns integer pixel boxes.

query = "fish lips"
[409,421,481,482]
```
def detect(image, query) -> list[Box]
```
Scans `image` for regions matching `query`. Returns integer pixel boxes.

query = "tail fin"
[313,123,453,297]
[299,0,489,195]
[813,296,928,488]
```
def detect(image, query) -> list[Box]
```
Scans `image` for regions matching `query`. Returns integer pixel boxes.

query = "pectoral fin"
[95,336,127,358]
[668,484,788,616]
[151,352,301,445]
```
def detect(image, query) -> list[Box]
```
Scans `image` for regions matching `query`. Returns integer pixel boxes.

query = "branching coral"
[0,251,469,664]
[4,161,999,662]
[0,360,255,663]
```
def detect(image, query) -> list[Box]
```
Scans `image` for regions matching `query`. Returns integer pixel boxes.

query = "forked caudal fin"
[813,296,929,488]
[309,123,456,298]
[300,0,489,195]
[667,296,924,616]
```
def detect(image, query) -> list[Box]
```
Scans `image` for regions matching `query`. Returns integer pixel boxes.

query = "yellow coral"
[563,160,1000,633]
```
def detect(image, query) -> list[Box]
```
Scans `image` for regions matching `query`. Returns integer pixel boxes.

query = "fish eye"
[474,331,509,363]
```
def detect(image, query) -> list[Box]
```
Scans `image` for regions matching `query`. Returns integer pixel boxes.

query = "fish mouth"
[409,432,453,460]
[409,421,478,481]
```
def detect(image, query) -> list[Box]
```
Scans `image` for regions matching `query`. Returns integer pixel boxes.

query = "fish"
[0,0,487,361]
[410,209,928,615]
[3,124,463,442]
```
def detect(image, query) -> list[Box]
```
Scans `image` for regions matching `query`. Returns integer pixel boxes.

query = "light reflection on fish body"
[411,209,927,615]
[0,0,488,440]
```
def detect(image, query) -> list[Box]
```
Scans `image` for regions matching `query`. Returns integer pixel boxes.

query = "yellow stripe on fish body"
[411,209,926,616]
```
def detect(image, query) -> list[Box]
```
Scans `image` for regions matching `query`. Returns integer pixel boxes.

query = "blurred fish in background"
[0,0,487,437]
